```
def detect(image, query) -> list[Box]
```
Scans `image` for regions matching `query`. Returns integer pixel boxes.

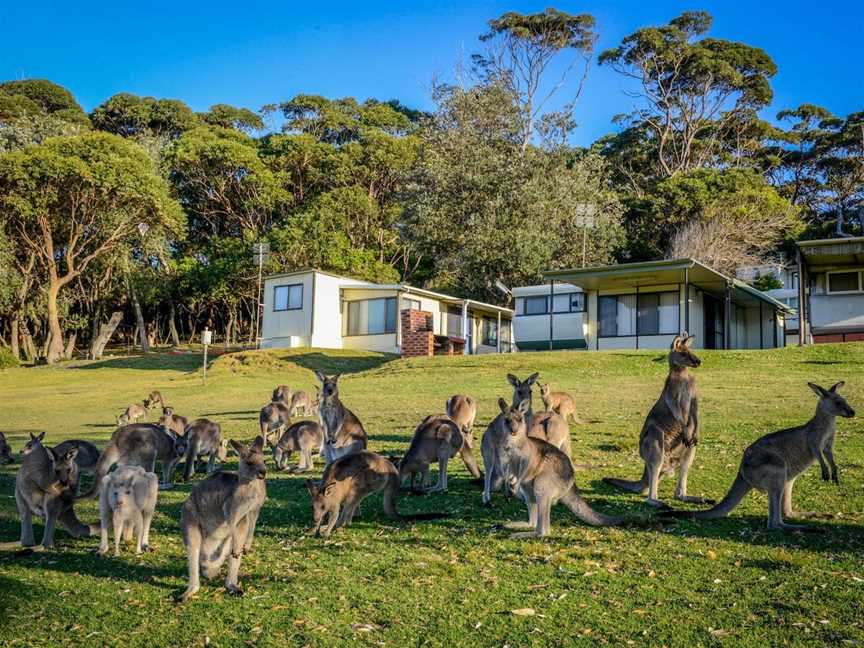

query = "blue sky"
[3,1,862,145]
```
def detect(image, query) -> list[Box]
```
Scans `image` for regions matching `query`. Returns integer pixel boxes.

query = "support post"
[548,280,554,351]
[634,285,639,350]
[461,300,469,355]
[796,248,807,346]
[683,268,690,334]
[496,311,502,353]
[759,301,764,349]
[724,282,732,350]
[395,290,403,353]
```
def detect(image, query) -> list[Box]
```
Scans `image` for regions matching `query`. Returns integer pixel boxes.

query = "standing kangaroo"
[445,394,482,479]
[539,384,578,423]
[98,465,159,556]
[159,407,189,437]
[398,415,466,492]
[498,399,623,538]
[289,390,316,417]
[118,403,149,427]
[662,382,855,531]
[315,372,368,465]
[183,419,228,481]
[176,437,267,602]
[272,385,292,404]
[603,334,713,508]
[305,450,447,537]
[145,391,166,410]
[259,400,292,448]
[2,438,97,551]
[272,420,324,472]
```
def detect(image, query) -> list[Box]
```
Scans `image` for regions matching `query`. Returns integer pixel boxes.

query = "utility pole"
[202,327,211,385]
[575,204,597,268]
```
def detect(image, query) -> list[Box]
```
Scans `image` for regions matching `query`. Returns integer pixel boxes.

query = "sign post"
[252,242,270,349]
[202,327,212,385]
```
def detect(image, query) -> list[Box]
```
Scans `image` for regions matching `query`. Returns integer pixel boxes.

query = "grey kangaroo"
[289,390,317,417]
[661,382,855,531]
[445,394,483,479]
[315,372,368,465]
[272,385,292,404]
[603,334,713,508]
[1,438,97,551]
[145,390,166,410]
[176,437,267,602]
[83,423,188,497]
[118,402,149,427]
[398,414,467,493]
[0,431,14,464]
[539,383,579,423]
[259,399,292,448]
[272,420,324,472]
[21,435,100,494]
[183,419,228,481]
[498,399,623,538]
[159,407,189,437]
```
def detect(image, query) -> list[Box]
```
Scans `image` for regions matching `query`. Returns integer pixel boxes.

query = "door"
[703,294,724,349]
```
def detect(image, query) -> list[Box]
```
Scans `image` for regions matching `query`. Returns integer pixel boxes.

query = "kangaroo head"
[315,371,341,400]
[109,477,135,510]
[162,406,175,418]
[506,372,538,408]
[498,397,530,437]
[217,438,230,462]
[21,431,46,457]
[272,385,291,403]
[169,430,189,459]
[670,334,700,369]
[49,446,79,489]
[305,479,335,524]
[231,436,267,481]
[539,383,551,399]
[809,381,855,418]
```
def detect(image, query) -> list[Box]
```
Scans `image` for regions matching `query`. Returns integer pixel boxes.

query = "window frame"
[272,283,303,312]
[826,270,863,295]
[598,291,680,338]
[344,296,398,336]
[481,316,498,346]
[402,298,422,312]
[516,292,586,316]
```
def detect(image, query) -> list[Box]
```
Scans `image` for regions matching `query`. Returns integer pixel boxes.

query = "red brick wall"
[813,332,864,344]
[401,309,433,357]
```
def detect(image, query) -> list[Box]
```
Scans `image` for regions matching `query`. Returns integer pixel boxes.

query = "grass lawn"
[0,344,862,647]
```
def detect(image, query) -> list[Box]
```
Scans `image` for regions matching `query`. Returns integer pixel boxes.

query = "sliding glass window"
[346,297,397,335]
[599,292,678,337]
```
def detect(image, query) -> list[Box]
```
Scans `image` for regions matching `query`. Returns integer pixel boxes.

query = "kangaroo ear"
[323,482,336,497]
[671,335,683,350]
[506,373,518,387]
[498,397,509,414]
[684,335,695,348]
[517,398,531,415]
[314,371,326,384]
[220,439,229,448]
[527,372,539,385]
[251,436,265,452]
[830,381,845,393]
[305,479,318,495]
[332,374,341,383]
[63,448,78,463]
[808,382,829,398]
[229,439,245,456]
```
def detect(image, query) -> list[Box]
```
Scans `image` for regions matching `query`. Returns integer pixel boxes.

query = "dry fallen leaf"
[511,608,536,617]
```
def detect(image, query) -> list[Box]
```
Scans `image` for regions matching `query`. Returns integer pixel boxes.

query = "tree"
[91,93,200,139]
[0,79,89,152]
[0,79,88,124]
[474,8,597,150]
[201,104,265,132]
[599,11,777,177]
[0,132,184,362]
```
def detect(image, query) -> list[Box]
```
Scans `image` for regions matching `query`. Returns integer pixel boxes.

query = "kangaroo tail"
[383,472,403,521]
[183,435,200,481]
[78,445,117,499]
[562,487,624,526]
[602,467,648,494]
[661,473,752,521]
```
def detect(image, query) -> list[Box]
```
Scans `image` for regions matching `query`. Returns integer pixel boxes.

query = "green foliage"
[91,93,200,138]
[752,272,783,291]
[200,103,264,132]
[0,79,86,117]
[0,345,18,368]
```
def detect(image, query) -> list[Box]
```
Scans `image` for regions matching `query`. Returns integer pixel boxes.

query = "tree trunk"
[22,323,36,361]
[10,313,20,360]
[90,311,123,360]
[45,281,65,363]
[63,332,77,360]
[168,302,181,348]
[128,278,150,353]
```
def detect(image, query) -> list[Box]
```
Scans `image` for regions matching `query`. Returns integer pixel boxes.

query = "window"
[517,292,585,316]
[444,306,462,336]
[599,292,678,337]
[482,317,498,346]
[273,284,303,311]
[524,295,548,315]
[783,296,799,309]
[827,271,862,294]
[402,298,421,311]
[346,297,397,335]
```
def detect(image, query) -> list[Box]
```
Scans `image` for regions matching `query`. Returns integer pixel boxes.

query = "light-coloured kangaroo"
[145,390,166,410]
[259,400,292,448]
[603,334,713,508]
[398,415,466,492]
[662,382,855,531]
[183,419,228,481]
[118,403,149,427]
[445,394,482,478]
[498,399,623,538]
[159,407,189,437]
[0,431,14,464]
[176,437,267,602]
[315,372,368,465]
[83,424,188,497]
[305,450,447,537]
[272,420,324,472]
[540,383,579,423]
[1,438,97,551]
[98,465,159,556]
[289,390,317,417]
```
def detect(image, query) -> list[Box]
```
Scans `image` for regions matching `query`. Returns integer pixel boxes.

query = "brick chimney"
[401,309,434,357]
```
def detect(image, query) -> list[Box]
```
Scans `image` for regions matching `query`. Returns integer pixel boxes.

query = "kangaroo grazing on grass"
[661,382,856,531]
[118,403,149,427]
[305,450,447,537]
[497,399,623,538]
[272,420,324,472]
[259,399,292,448]
[145,391,165,410]
[398,415,466,492]
[0,431,14,464]
[603,334,713,508]
[289,390,317,417]
[159,407,189,437]
[540,383,579,423]
[315,372,368,465]
[176,437,267,602]
[445,394,483,479]
[183,419,228,481]
[83,424,188,497]
[1,438,97,551]
[98,465,158,556]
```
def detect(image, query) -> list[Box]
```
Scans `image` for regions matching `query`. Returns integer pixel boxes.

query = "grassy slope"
[0,345,862,647]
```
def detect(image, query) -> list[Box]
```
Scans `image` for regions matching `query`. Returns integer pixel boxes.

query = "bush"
[0,346,19,369]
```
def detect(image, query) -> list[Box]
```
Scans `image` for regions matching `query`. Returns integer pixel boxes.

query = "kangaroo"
[315,372,368,465]
[145,390,166,410]
[117,403,149,427]
[289,390,316,417]
[398,415,467,492]
[20,436,100,493]
[497,399,623,538]
[159,407,189,437]
[272,385,292,404]
[98,465,158,556]
[540,383,579,423]
[259,400,292,448]
[1,438,97,551]
[661,382,855,531]
[445,394,482,479]
[272,420,324,472]
[305,450,447,537]
[176,437,267,602]
[183,419,228,481]
[603,334,713,508]
[0,431,14,464]
[83,424,188,497]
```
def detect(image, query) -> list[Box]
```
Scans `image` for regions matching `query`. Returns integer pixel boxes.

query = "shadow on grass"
[200,410,258,417]
[281,351,398,376]
[69,353,202,372]
[0,574,60,629]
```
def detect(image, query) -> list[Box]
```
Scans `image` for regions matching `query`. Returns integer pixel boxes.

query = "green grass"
[1,344,863,647]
